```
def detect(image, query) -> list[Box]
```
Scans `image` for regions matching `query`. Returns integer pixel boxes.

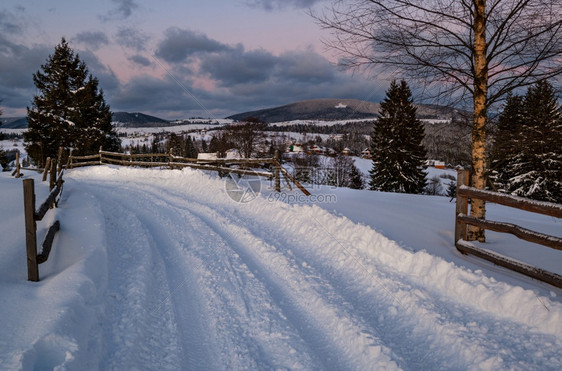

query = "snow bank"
[0,171,108,370]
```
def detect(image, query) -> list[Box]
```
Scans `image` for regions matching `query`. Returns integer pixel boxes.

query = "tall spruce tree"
[490,93,525,191]
[502,81,562,203]
[24,38,120,166]
[369,80,427,193]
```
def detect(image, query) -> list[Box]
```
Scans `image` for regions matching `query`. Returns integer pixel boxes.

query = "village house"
[426,159,446,169]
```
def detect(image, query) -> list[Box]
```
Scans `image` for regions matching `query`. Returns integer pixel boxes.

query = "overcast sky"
[0,0,391,120]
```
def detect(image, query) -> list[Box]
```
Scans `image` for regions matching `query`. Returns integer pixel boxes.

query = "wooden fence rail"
[23,167,64,282]
[455,169,562,288]
[68,148,310,195]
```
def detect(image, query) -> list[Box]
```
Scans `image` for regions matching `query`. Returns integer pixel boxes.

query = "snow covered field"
[1,166,561,370]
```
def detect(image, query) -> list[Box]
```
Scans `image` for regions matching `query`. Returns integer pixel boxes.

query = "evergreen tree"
[349,164,364,190]
[490,93,525,191]
[166,133,183,155]
[200,138,208,153]
[369,80,427,193]
[503,81,562,203]
[446,180,457,200]
[184,136,198,158]
[24,38,120,166]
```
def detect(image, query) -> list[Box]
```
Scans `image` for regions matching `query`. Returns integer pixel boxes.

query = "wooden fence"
[455,169,562,288]
[15,146,309,282]
[23,159,64,282]
[68,148,310,196]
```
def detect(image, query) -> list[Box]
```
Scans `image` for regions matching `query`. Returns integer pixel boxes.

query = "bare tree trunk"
[468,0,488,242]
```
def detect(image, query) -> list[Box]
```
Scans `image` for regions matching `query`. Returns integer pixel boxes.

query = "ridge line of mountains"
[1,98,462,129]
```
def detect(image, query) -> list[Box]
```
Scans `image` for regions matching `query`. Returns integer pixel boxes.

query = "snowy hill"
[1,112,172,129]
[0,167,561,370]
[227,98,462,123]
[0,117,28,129]
[111,112,171,127]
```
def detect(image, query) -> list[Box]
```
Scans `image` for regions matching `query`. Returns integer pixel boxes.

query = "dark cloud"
[201,47,277,86]
[128,54,151,67]
[246,0,325,11]
[109,75,217,117]
[0,36,51,110]
[73,31,109,50]
[0,9,24,34]
[276,50,336,84]
[115,27,148,51]
[155,27,231,63]
[100,0,139,21]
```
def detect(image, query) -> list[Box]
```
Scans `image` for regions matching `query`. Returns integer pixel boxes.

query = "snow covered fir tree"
[491,80,562,203]
[490,93,525,191]
[24,38,120,166]
[369,80,427,193]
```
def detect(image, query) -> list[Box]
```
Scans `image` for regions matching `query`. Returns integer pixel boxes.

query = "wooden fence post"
[169,148,174,170]
[67,149,73,169]
[49,159,57,192]
[274,150,281,192]
[42,157,51,182]
[57,147,63,173]
[455,169,470,247]
[99,146,103,165]
[23,179,39,282]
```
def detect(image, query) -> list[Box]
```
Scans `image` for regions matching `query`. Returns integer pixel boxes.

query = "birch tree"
[314,0,562,241]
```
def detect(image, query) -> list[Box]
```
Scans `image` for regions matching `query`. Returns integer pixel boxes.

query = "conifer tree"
[201,138,208,153]
[349,164,364,190]
[369,80,427,193]
[184,136,198,158]
[24,38,120,166]
[502,81,562,203]
[490,93,525,191]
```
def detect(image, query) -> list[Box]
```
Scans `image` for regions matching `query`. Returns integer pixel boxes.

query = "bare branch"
[312,0,562,108]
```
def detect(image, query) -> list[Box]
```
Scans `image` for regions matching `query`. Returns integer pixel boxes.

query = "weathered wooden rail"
[23,163,64,282]
[455,169,562,288]
[68,148,310,195]
[16,146,307,281]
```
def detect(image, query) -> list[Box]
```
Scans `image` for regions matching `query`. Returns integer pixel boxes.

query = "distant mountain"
[1,112,171,129]
[227,98,463,123]
[111,112,171,127]
[227,99,379,123]
[0,117,28,129]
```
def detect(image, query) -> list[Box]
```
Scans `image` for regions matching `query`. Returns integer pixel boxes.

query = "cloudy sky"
[0,0,389,120]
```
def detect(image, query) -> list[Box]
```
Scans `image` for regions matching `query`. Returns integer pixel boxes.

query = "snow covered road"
[2,166,562,370]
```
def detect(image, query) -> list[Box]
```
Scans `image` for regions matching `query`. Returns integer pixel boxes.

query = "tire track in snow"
[83,182,320,370]
[68,168,562,370]
[83,184,185,370]
[136,181,562,371]
[217,199,562,370]
[121,182,403,370]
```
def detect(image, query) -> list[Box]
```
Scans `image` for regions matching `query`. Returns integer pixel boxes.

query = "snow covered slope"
[0,167,561,370]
